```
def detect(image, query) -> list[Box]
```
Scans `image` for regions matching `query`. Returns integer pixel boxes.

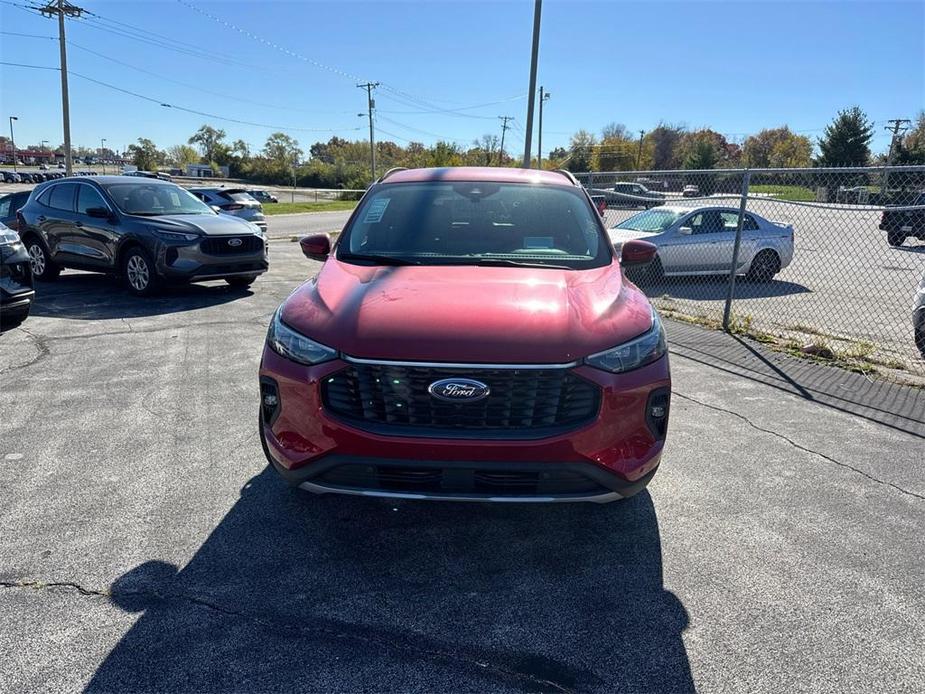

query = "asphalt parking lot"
[1,226,923,693]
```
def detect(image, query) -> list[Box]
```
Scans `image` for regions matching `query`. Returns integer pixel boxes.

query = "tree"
[743,127,812,168]
[892,111,925,165]
[645,124,686,170]
[592,122,635,172]
[231,139,251,160]
[262,132,302,166]
[165,144,199,170]
[127,138,163,171]
[816,106,874,167]
[188,124,227,165]
[472,134,499,165]
[566,130,596,171]
[682,137,718,170]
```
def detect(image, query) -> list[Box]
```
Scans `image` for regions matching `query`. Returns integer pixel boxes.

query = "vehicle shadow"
[638,275,811,301]
[28,272,251,320]
[86,468,693,692]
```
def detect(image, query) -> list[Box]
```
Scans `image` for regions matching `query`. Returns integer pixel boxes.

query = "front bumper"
[1,242,35,317]
[154,235,269,283]
[258,348,671,502]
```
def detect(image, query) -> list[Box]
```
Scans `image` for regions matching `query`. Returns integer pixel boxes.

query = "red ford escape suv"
[259,167,670,503]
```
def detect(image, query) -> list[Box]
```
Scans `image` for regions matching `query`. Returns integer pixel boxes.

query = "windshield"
[616,209,684,232]
[104,183,214,216]
[337,182,610,269]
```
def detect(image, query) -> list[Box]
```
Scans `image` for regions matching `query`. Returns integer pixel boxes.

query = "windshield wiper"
[470,258,574,270]
[338,253,422,266]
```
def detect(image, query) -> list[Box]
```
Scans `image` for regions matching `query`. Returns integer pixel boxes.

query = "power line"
[0,61,363,134]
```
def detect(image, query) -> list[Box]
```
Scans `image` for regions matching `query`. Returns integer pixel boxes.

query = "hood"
[280,259,654,363]
[139,213,258,236]
[608,228,665,244]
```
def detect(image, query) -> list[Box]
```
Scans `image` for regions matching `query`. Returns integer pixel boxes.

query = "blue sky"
[1,0,922,158]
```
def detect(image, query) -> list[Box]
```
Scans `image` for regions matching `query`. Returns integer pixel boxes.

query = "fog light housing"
[646,387,671,440]
[260,377,281,425]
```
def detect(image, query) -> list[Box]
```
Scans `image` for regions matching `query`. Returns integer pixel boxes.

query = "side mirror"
[678,226,693,236]
[620,239,657,267]
[86,206,111,220]
[210,205,222,213]
[300,233,331,261]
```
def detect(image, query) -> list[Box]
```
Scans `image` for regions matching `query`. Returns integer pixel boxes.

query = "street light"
[100,138,106,174]
[8,116,18,172]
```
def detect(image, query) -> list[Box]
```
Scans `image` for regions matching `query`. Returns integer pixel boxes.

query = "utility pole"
[357,82,379,181]
[882,118,912,196]
[636,130,645,169]
[8,116,17,172]
[537,87,550,169]
[498,116,513,165]
[100,137,106,174]
[39,0,83,177]
[521,0,543,168]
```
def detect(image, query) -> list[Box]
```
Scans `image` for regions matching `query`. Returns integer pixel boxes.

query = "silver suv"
[188,187,267,232]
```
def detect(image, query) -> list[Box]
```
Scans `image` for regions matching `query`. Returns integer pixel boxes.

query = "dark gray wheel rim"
[28,244,45,275]
[126,254,150,291]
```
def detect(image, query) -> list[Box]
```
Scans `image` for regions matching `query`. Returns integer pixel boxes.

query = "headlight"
[266,308,337,365]
[0,228,20,247]
[151,228,200,242]
[585,308,667,373]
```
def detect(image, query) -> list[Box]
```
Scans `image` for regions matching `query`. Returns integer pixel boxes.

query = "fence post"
[722,170,751,331]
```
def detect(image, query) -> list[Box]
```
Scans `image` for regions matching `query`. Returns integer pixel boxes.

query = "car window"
[47,183,77,212]
[617,209,684,232]
[742,213,760,231]
[104,183,213,216]
[0,195,10,219]
[76,185,108,215]
[339,182,609,269]
[687,211,733,235]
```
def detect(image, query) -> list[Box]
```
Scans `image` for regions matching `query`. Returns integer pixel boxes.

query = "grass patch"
[263,201,358,215]
[750,184,816,202]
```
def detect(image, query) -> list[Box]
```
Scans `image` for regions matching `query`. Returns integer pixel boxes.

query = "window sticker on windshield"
[364,198,390,223]
[524,236,554,249]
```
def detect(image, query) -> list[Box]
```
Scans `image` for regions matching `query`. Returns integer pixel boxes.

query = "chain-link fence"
[575,166,925,380]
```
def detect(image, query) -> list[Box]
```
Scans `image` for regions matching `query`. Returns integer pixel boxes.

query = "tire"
[24,236,61,281]
[887,231,906,247]
[0,309,29,332]
[745,250,781,282]
[225,274,259,288]
[121,246,160,296]
[915,324,925,357]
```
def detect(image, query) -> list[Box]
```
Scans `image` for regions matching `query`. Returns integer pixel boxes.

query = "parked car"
[682,185,700,198]
[258,166,670,503]
[122,170,158,179]
[1,171,20,183]
[915,272,925,356]
[18,173,34,184]
[246,189,279,204]
[592,182,665,209]
[17,176,268,295]
[0,190,31,231]
[39,163,49,171]
[188,187,267,231]
[57,163,65,169]
[609,205,794,281]
[880,192,925,246]
[0,221,34,330]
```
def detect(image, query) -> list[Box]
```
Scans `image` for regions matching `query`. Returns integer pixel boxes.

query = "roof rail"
[553,169,580,186]
[377,167,408,183]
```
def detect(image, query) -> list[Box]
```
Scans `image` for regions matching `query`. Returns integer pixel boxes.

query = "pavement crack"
[0,579,577,693]
[0,327,51,375]
[674,392,925,501]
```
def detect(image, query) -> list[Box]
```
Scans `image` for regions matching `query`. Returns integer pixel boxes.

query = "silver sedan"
[609,205,794,281]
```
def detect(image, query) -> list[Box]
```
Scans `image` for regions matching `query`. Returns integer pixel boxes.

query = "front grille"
[322,362,600,438]
[318,464,607,496]
[200,236,264,255]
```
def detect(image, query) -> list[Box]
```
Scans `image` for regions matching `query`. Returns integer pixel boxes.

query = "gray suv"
[17,176,268,296]
[187,187,267,231]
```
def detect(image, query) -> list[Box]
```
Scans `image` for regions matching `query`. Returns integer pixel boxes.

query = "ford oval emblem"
[227,237,243,247]
[428,378,491,403]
